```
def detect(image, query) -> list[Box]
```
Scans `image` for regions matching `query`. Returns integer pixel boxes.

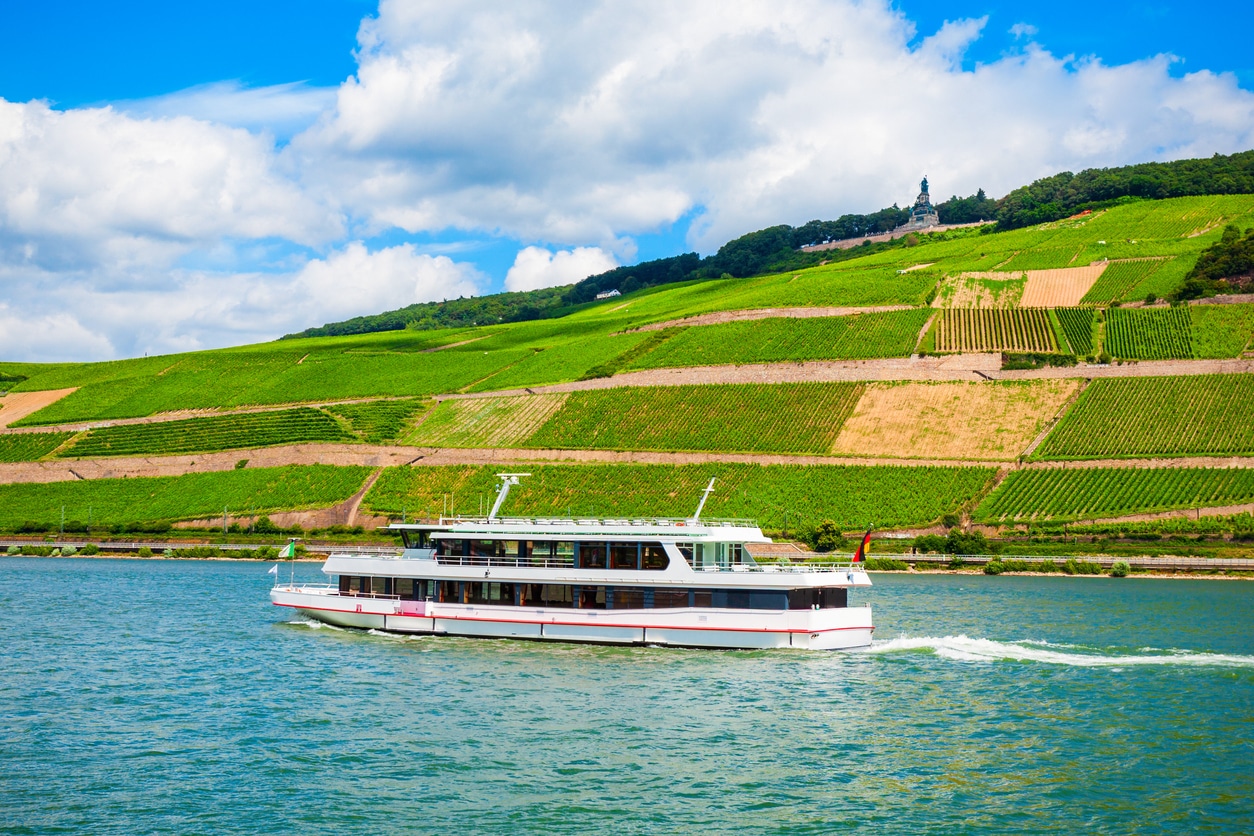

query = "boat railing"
[435,554,577,569]
[432,515,760,529]
[719,555,863,573]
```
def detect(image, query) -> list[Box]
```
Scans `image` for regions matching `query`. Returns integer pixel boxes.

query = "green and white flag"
[278,542,296,559]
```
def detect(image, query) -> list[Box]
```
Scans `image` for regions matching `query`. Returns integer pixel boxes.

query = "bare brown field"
[831,380,1080,460]
[404,393,568,447]
[1019,264,1107,307]
[0,389,77,428]
[933,273,1025,309]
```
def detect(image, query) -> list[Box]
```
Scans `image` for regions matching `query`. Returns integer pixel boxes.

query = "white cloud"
[291,0,1254,254]
[1010,23,1039,39]
[0,243,484,362]
[0,305,115,364]
[117,80,338,138]
[504,246,617,292]
[0,98,340,272]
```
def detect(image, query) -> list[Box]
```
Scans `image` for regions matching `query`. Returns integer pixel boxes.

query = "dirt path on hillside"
[0,389,77,428]
[444,355,1254,399]
[628,305,914,332]
[1062,502,1254,526]
[6,439,1253,488]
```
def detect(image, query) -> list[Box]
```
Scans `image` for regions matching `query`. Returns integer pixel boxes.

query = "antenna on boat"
[489,473,530,520]
[691,477,716,523]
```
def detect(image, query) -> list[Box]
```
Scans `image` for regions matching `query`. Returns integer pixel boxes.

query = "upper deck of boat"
[388,515,770,544]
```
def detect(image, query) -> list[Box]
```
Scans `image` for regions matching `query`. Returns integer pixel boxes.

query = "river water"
[1,558,1251,834]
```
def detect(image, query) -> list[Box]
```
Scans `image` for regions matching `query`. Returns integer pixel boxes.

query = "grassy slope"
[1033,375,1254,460]
[527,383,865,454]
[61,408,355,458]
[975,466,1254,523]
[0,433,74,463]
[0,465,373,529]
[2,195,1250,427]
[2,195,1254,528]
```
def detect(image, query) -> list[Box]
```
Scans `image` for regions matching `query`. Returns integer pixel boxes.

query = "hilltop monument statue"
[905,176,940,230]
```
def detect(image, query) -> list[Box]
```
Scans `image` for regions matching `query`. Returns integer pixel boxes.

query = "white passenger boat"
[271,475,874,650]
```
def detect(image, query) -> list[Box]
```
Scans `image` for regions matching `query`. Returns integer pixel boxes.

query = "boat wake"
[287,618,344,631]
[863,635,1254,668]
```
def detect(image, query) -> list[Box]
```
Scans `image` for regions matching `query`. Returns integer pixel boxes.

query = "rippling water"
[1,558,1252,834]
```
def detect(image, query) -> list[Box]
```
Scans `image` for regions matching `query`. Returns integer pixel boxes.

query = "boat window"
[729,543,743,565]
[338,575,354,594]
[393,578,415,599]
[610,543,638,570]
[642,544,669,571]
[789,588,848,609]
[677,544,695,566]
[710,589,779,609]
[466,582,515,605]
[653,589,690,608]
[577,542,607,569]
[437,581,460,603]
[436,539,470,557]
[524,584,572,608]
[554,542,574,564]
[471,539,505,558]
[611,588,645,609]
[820,588,848,609]
[400,530,431,549]
[693,589,713,608]
[577,586,606,609]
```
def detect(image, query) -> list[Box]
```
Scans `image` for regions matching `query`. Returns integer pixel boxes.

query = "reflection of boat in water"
[271,475,874,650]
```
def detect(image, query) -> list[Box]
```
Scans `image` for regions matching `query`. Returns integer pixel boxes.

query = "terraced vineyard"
[1079,259,1163,304]
[932,309,1057,353]
[527,383,864,454]
[11,339,528,426]
[627,309,931,369]
[407,394,569,448]
[0,465,373,530]
[0,432,74,463]
[1055,308,1095,355]
[975,467,1254,523]
[1104,306,1192,359]
[1033,375,1254,459]
[364,463,998,531]
[61,408,354,458]
[997,247,1082,272]
[325,398,428,443]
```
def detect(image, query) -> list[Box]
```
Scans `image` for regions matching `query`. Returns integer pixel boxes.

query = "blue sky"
[1,0,1251,362]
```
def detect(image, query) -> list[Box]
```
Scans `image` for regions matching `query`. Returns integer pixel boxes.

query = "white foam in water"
[288,618,344,631]
[864,635,1254,668]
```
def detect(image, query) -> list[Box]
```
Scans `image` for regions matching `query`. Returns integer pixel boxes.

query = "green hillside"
[3,188,1254,540]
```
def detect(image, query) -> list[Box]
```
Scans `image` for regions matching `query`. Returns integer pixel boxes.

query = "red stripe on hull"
[273,601,873,635]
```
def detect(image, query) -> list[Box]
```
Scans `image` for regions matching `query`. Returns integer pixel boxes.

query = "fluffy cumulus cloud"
[504,246,618,292]
[3,0,1254,362]
[298,0,1254,252]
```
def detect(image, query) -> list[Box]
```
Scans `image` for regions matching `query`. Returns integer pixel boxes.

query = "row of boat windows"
[412,538,749,571]
[431,539,672,570]
[338,576,847,610]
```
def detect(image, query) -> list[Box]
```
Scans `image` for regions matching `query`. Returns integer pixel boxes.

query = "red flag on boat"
[853,529,872,563]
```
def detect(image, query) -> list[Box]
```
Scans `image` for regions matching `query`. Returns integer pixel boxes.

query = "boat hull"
[272,587,873,650]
